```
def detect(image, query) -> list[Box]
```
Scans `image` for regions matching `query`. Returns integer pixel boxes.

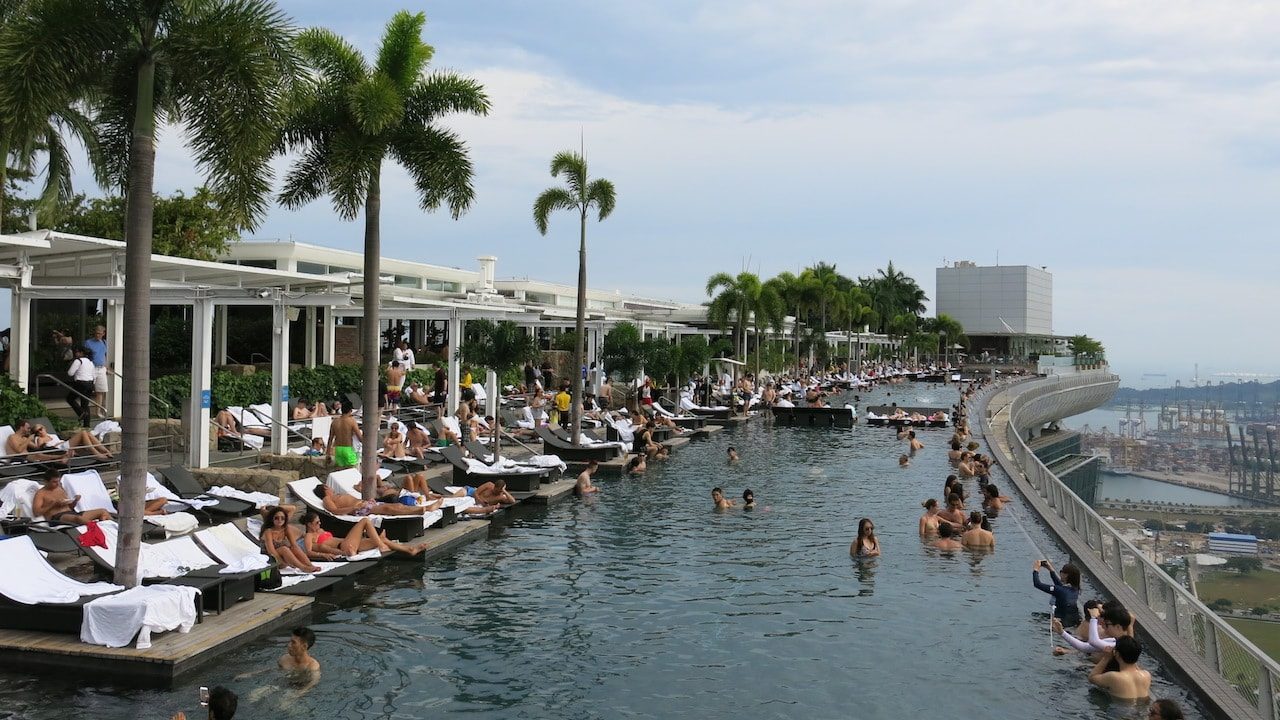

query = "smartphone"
[199,686,209,707]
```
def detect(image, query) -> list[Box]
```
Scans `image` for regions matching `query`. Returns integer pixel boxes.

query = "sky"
[6,0,1280,387]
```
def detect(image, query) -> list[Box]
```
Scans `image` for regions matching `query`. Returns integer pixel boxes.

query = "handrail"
[33,372,108,418]
[998,373,1279,720]
[244,406,312,446]
[105,367,183,465]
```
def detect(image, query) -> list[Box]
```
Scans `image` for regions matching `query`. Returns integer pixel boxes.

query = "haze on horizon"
[3,0,1278,385]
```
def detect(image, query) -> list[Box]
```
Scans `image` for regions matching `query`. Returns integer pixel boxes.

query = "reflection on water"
[0,384,1211,719]
[1100,474,1263,507]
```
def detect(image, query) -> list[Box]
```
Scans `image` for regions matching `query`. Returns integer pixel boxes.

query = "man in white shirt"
[67,346,98,427]
[392,341,415,372]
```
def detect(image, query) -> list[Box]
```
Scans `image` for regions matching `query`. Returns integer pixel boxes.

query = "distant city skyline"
[3,1,1280,380]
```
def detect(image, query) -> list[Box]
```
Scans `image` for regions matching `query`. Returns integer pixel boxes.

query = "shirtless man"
[932,522,962,550]
[33,467,112,524]
[407,382,430,406]
[279,626,321,693]
[404,422,433,458]
[386,360,405,411]
[1088,636,1151,700]
[327,404,363,469]
[575,460,600,496]
[961,511,996,548]
[937,494,967,528]
[313,484,436,516]
[908,430,924,455]
[5,421,69,461]
[727,446,739,463]
[382,425,407,459]
[455,397,474,443]
[711,486,734,510]
[292,399,313,420]
[473,478,517,506]
[214,407,240,438]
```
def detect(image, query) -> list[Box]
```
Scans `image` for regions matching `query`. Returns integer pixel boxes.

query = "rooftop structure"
[935,261,1052,335]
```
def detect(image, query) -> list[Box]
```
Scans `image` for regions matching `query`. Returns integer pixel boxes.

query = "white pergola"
[1,230,352,467]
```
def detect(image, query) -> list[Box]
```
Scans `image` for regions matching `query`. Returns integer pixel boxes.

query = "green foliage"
[673,335,713,382]
[642,338,675,384]
[1209,597,1233,609]
[151,309,193,373]
[1227,557,1264,575]
[601,322,645,382]
[1069,335,1106,361]
[859,262,929,335]
[0,373,58,428]
[148,365,379,419]
[552,330,579,352]
[28,188,243,260]
[457,319,541,379]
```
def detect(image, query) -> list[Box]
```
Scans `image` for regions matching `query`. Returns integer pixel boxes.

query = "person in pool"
[1089,635,1151,700]
[575,460,601,496]
[898,454,910,468]
[626,455,647,475]
[711,487,734,510]
[908,430,924,455]
[1147,699,1184,720]
[727,446,739,463]
[982,483,1009,514]
[473,478,517,507]
[937,493,967,528]
[850,517,880,557]
[961,511,995,548]
[919,498,942,536]
[278,626,321,694]
[742,488,755,509]
[1033,559,1082,630]
[932,521,962,551]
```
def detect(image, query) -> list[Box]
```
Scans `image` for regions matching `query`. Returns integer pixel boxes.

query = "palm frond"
[165,0,297,229]
[403,72,490,125]
[586,178,615,221]
[374,10,432,92]
[705,271,734,297]
[347,74,403,135]
[35,121,73,211]
[532,187,576,235]
[548,150,585,198]
[278,139,331,209]
[325,131,382,220]
[387,124,476,219]
[295,27,367,86]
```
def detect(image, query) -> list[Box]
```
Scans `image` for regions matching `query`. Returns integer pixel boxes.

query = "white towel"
[221,554,271,573]
[81,584,199,649]
[0,479,39,519]
[206,485,282,508]
[0,536,122,604]
[91,419,121,438]
[144,512,199,537]
[61,470,116,514]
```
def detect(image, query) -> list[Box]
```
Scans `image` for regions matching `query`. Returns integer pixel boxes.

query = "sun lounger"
[0,535,124,634]
[287,476,434,542]
[325,467,471,519]
[156,466,257,517]
[62,469,198,536]
[536,425,625,463]
[437,445,550,492]
[81,583,201,648]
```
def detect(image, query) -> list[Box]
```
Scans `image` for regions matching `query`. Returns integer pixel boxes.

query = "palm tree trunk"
[569,209,586,445]
[114,54,157,588]
[0,139,8,234]
[359,171,381,500]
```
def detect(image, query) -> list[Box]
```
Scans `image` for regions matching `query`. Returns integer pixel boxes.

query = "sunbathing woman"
[259,506,321,573]
[313,485,439,516]
[299,511,424,559]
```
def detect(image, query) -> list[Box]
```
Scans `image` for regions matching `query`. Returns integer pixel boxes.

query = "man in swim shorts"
[33,466,112,524]
[473,478,517,506]
[327,403,362,468]
[314,485,438,516]
[386,360,404,411]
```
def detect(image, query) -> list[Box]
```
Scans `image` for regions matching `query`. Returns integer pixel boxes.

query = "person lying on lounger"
[381,425,408,458]
[33,467,112,524]
[260,505,320,573]
[313,484,439,516]
[6,421,69,462]
[36,424,114,460]
[299,511,424,559]
[472,478,517,506]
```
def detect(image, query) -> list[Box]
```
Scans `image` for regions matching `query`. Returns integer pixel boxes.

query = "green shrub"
[150,373,191,418]
[0,374,62,429]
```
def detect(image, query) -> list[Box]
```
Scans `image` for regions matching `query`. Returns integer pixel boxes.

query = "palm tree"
[457,319,540,456]
[705,271,761,364]
[279,11,489,497]
[766,271,818,375]
[932,313,965,368]
[0,0,296,587]
[533,150,616,445]
[750,282,783,376]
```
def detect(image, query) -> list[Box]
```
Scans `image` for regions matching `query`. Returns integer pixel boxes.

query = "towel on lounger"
[81,584,199,648]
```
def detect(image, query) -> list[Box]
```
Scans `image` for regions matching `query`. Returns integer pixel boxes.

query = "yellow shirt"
[555,391,572,412]
[461,372,472,388]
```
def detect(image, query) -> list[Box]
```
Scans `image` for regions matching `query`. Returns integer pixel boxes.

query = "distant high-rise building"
[935,261,1052,335]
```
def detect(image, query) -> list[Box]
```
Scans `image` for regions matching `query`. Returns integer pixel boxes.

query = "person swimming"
[850,517,880,557]
[898,454,910,467]
[712,487,734,510]
[727,446,739,463]
[742,488,755,509]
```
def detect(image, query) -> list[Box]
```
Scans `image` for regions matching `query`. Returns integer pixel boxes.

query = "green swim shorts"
[333,445,358,468]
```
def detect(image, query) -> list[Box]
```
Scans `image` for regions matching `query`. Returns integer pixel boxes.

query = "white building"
[935,261,1053,335]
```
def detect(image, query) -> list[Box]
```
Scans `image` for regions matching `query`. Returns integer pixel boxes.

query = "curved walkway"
[979,374,1270,720]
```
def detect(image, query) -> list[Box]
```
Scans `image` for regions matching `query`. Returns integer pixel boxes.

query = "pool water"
[0,385,1211,719]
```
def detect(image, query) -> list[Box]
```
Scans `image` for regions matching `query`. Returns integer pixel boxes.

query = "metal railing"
[33,372,109,420]
[1000,373,1280,720]
[104,367,182,465]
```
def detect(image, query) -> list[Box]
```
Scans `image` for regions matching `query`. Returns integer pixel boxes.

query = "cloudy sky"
[8,1,1280,386]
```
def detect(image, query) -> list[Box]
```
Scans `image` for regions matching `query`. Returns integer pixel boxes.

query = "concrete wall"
[936,264,1052,335]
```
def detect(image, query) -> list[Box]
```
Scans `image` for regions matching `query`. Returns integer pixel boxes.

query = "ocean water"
[0,384,1210,719]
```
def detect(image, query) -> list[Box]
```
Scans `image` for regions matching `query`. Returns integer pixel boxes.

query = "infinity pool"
[0,385,1210,719]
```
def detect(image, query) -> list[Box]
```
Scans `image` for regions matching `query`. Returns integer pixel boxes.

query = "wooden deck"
[0,594,312,686]
[529,476,578,504]
[397,518,491,562]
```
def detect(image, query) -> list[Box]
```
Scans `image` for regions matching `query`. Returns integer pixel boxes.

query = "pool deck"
[6,423,716,685]
[0,593,312,686]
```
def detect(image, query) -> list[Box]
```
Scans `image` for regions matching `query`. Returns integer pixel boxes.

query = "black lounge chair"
[287,477,431,542]
[437,445,548,493]
[686,406,732,420]
[156,466,257,517]
[0,535,127,634]
[536,425,623,463]
[463,440,499,465]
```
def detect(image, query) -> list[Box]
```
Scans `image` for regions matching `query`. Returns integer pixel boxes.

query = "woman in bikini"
[919,498,942,536]
[298,511,423,559]
[259,506,320,573]
[850,517,881,557]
